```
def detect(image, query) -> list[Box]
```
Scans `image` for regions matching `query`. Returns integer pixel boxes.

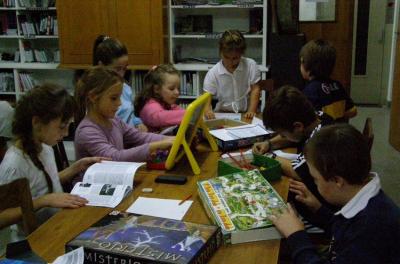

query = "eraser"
[141,188,153,193]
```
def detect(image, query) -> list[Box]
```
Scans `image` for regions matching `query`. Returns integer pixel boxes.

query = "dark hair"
[12,84,75,192]
[75,66,123,125]
[299,39,336,79]
[93,35,128,66]
[219,30,246,54]
[134,64,180,117]
[304,124,371,184]
[263,85,316,131]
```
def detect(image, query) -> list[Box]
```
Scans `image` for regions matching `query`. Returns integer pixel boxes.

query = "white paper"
[221,149,253,159]
[226,124,269,139]
[214,112,242,121]
[52,247,84,264]
[83,161,145,188]
[273,150,299,161]
[126,197,193,221]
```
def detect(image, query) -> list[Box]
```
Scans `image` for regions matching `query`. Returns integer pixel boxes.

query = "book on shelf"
[0,0,16,7]
[197,169,285,244]
[0,13,17,35]
[174,15,212,35]
[0,72,14,92]
[19,13,57,36]
[66,212,222,264]
[19,71,36,92]
[19,0,56,8]
[70,161,144,208]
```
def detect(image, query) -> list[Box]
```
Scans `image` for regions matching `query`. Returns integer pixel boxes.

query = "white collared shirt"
[335,172,381,219]
[203,57,260,113]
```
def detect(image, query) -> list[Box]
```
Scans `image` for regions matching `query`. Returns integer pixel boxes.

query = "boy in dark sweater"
[300,39,357,122]
[270,124,400,264]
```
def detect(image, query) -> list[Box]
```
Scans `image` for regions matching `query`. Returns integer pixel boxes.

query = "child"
[270,124,400,263]
[134,64,186,132]
[93,35,147,132]
[0,84,102,236]
[203,30,261,119]
[300,39,357,121]
[252,86,333,205]
[74,66,174,166]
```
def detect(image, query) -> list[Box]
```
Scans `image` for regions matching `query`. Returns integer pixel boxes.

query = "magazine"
[70,161,144,208]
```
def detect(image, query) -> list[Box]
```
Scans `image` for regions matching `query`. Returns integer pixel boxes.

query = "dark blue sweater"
[287,191,400,264]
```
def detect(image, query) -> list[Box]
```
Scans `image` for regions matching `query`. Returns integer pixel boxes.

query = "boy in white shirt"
[203,30,261,119]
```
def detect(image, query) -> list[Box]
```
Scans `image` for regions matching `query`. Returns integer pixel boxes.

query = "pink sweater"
[139,99,186,132]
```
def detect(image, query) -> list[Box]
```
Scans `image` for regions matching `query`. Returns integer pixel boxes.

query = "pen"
[179,194,193,205]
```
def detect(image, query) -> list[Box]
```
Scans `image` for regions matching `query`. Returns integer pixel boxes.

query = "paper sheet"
[52,247,84,264]
[214,112,242,121]
[126,197,193,221]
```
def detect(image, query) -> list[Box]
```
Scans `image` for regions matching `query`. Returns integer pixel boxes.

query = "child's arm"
[245,83,261,119]
[140,100,186,128]
[275,156,302,181]
[252,134,294,155]
[204,100,215,120]
[59,156,108,183]
[0,193,87,229]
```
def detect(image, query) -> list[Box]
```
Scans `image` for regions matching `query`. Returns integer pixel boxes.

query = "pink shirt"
[139,99,186,132]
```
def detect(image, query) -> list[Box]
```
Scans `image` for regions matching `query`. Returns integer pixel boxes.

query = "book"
[70,161,144,208]
[66,212,222,264]
[197,169,286,244]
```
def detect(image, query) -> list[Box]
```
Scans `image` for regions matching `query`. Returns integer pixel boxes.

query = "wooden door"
[57,0,111,66]
[112,0,164,66]
[389,30,400,151]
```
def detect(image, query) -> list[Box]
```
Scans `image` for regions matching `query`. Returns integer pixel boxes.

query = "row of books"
[0,0,15,7]
[172,0,263,5]
[0,13,18,35]
[18,71,36,91]
[180,71,199,96]
[19,14,58,36]
[24,48,59,62]
[0,72,14,92]
[19,0,55,8]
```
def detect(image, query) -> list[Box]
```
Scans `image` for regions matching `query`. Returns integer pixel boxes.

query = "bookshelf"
[167,0,269,108]
[0,0,73,102]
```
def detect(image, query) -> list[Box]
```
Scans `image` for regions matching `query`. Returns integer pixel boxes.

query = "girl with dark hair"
[74,66,174,169]
[0,84,103,237]
[93,35,148,132]
[134,64,186,132]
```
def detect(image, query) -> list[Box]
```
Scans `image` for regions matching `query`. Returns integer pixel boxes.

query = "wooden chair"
[363,117,374,152]
[0,178,38,235]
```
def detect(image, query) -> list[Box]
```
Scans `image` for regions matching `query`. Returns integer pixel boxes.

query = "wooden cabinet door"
[112,0,164,66]
[57,0,112,66]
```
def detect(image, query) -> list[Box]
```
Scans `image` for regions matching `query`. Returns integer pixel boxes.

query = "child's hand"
[269,203,304,238]
[252,141,270,155]
[150,137,175,151]
[289,180,322,212]
[204,110,216,120]
[136,124,148,132]
[39,193,88,209]
[72,157,111,173]
[244,111,256,119]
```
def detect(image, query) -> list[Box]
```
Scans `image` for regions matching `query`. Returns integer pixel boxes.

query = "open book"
[70,161,144,208]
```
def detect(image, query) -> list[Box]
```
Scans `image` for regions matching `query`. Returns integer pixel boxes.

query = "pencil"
[179,194,193,205]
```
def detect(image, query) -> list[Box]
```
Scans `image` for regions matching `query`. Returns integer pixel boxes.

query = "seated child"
[253,85,333,205]
[203,30,261,119]
[270,124,400,263]
[300,39,357,121]
[74,66,174,166]
[0,84,102,238]
[93,35,147,132]
[134,64,186,133]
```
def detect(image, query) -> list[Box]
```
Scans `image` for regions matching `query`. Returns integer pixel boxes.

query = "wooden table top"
[28,147,289,264]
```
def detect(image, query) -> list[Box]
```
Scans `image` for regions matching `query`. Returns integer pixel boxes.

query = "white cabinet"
[167,0,268,108]
[0,1,73,101]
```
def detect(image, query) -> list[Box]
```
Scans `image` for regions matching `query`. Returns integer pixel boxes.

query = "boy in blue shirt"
[270,124,400,263]
[300,39,357,122]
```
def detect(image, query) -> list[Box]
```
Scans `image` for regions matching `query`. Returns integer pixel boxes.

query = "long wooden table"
[28,147,289,263]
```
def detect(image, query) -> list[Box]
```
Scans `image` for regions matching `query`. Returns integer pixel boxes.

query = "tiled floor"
[350,106,400,205]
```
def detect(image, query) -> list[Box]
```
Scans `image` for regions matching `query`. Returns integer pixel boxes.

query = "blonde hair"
[75,66,123,125]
